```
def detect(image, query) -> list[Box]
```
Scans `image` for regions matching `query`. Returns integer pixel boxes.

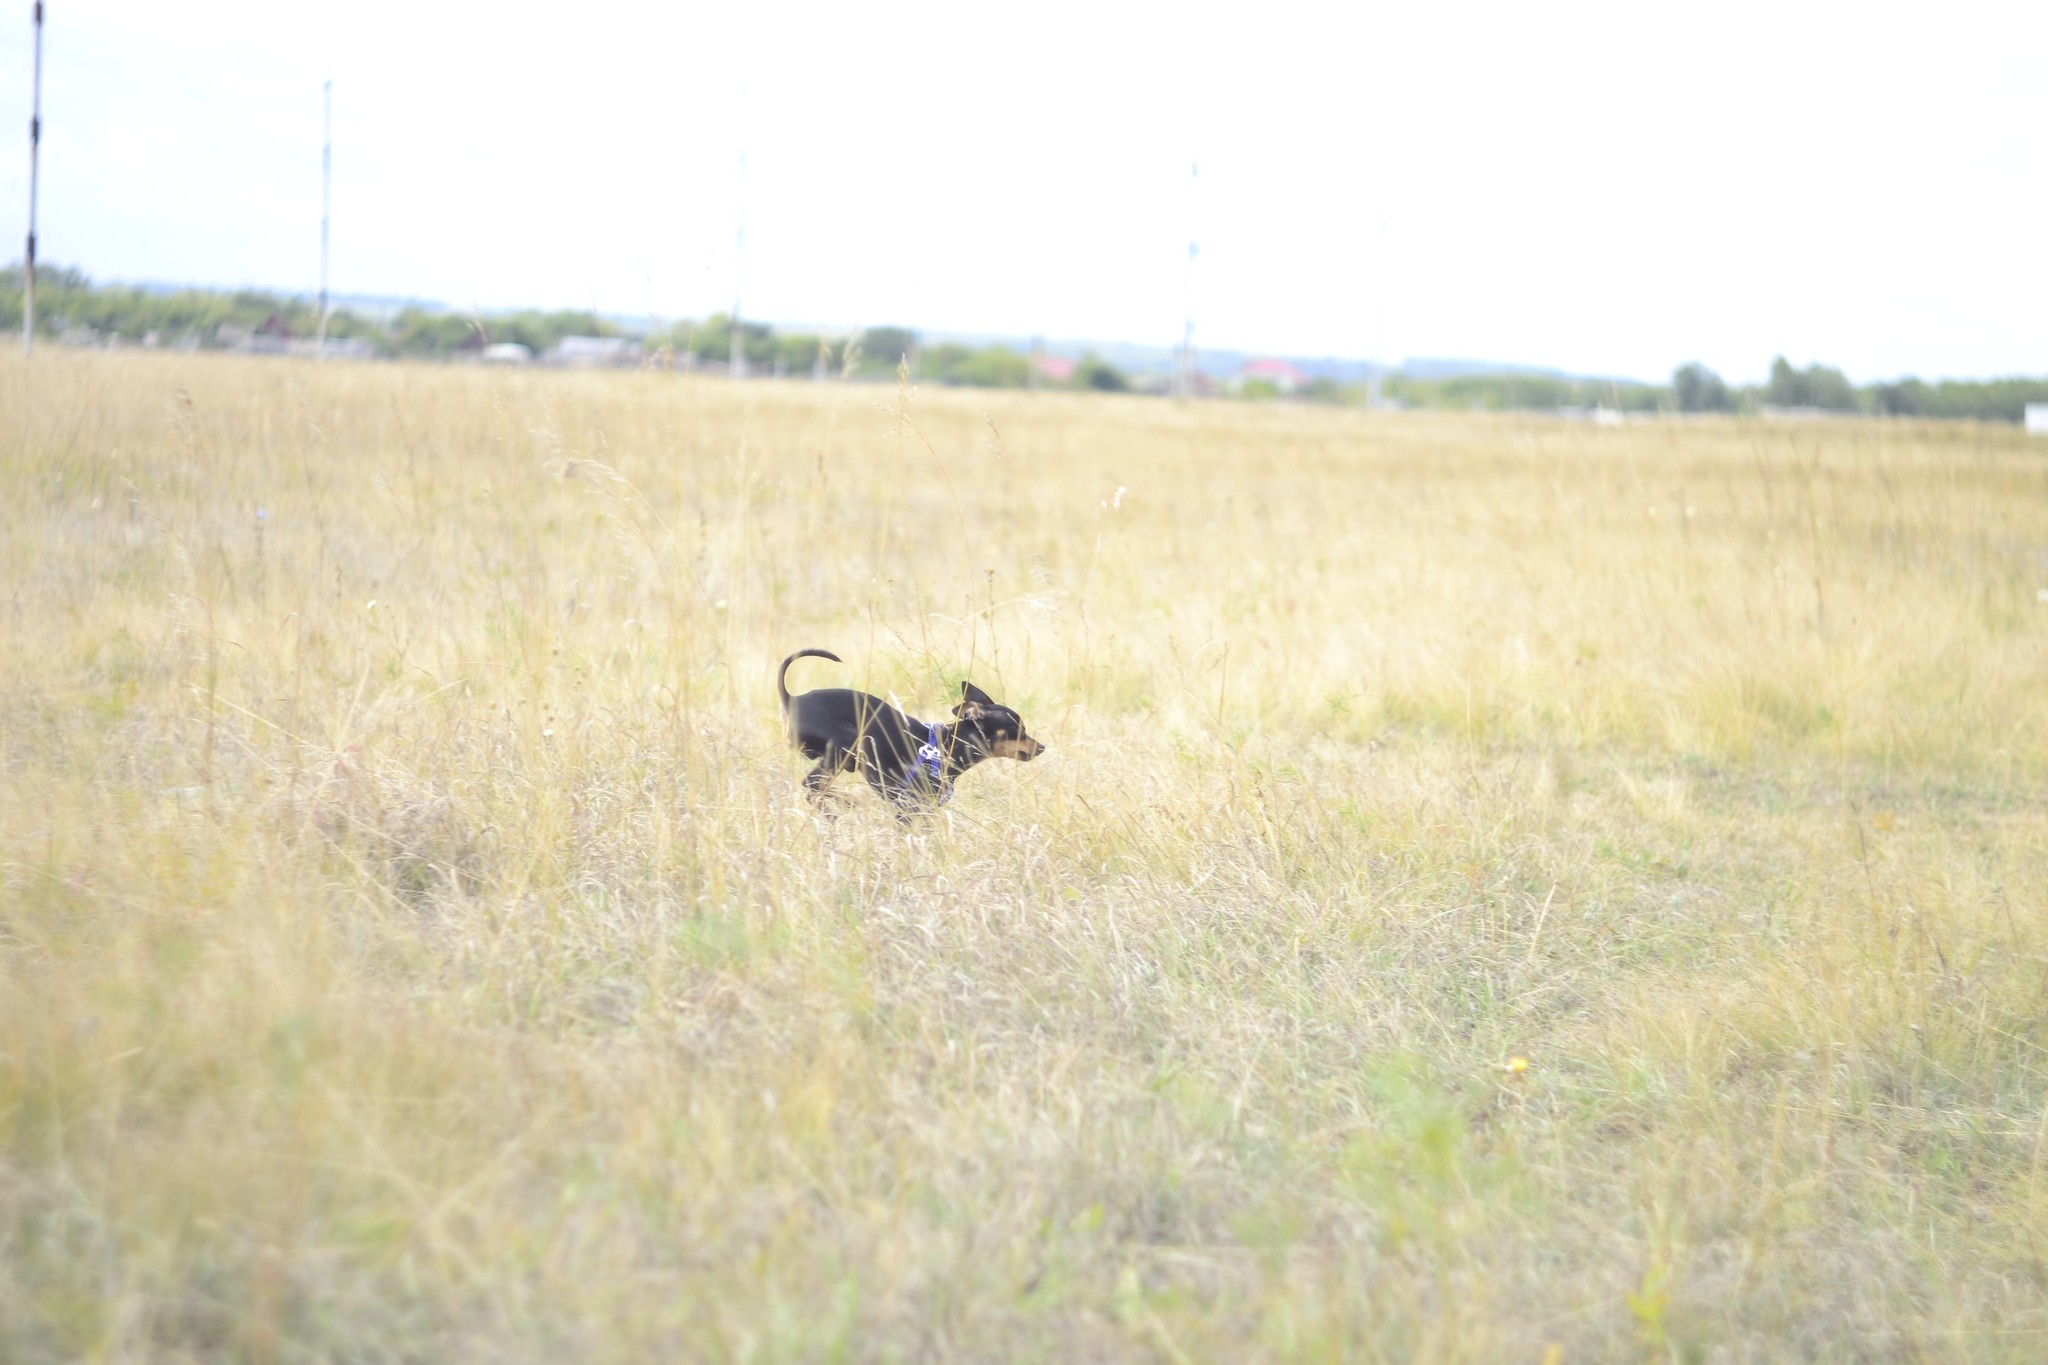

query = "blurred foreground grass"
[3,350,2047,1360]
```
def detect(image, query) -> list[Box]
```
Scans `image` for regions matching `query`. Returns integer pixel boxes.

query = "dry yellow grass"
[3,349,2046,1360]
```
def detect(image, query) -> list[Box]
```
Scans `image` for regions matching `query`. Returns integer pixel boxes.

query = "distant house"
[1231,357,1310,395]
[211,313,295,354]
[543,335,642,368]
[482,342,533,365]
[2027,403,2048,436]
[1556,406,1630,425]
[1032,354,1077,384]
[287,335,379,361]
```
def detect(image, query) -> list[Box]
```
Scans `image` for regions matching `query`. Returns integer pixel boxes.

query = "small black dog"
[778,648,1045,815]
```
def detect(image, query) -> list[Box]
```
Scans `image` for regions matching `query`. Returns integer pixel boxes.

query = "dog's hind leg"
[802,750,853,806]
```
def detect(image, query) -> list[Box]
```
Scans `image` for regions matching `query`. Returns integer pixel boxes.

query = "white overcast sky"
[2,1,2044,382]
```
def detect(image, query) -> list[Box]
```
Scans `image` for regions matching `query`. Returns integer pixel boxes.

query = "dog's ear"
[954,681,997,718]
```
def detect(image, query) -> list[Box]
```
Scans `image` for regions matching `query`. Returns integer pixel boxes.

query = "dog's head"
[954,681,1045,762]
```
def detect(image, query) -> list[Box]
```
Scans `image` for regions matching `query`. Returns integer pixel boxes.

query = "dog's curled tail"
[777,648,842,710]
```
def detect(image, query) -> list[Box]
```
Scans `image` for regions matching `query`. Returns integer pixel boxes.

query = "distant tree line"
[1666,357,2048,424]
[1383,372,1671,414]
[2,264,376,347]
[1,265,1136,392]
[1381,358,2048,424]
[6,266,2044,421]
[648,319,1131,392]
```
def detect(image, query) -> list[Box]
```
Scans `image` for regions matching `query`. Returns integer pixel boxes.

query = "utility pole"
[318,79,331,352]
[24,1,44,355]
[1176,160,1199,397]
[730,140,746,380]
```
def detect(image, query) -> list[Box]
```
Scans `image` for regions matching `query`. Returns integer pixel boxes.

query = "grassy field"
[3,349,2046,1361]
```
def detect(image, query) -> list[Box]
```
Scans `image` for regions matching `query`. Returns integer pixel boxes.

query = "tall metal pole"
[1177,160,1199,397]
[318,79,331,352]
[730,140,746,380]
[25,1,44,355]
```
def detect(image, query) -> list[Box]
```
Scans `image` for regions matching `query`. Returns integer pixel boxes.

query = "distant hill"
[916,332,1643,386]
[99,281,1623,386]
[123,278,450,324]
[1403,357,1577,381]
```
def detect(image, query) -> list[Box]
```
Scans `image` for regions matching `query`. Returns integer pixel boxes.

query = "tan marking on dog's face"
[988,736,1045,761]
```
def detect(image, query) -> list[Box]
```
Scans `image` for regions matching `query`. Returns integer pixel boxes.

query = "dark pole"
[25,1,43,355]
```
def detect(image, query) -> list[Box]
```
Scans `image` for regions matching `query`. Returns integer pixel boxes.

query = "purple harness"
[911,722,949,799]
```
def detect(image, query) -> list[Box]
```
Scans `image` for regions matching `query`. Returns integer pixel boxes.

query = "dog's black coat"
[778,649,1044,815]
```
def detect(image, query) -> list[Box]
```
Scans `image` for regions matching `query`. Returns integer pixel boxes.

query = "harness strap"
[915,722,946,786]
